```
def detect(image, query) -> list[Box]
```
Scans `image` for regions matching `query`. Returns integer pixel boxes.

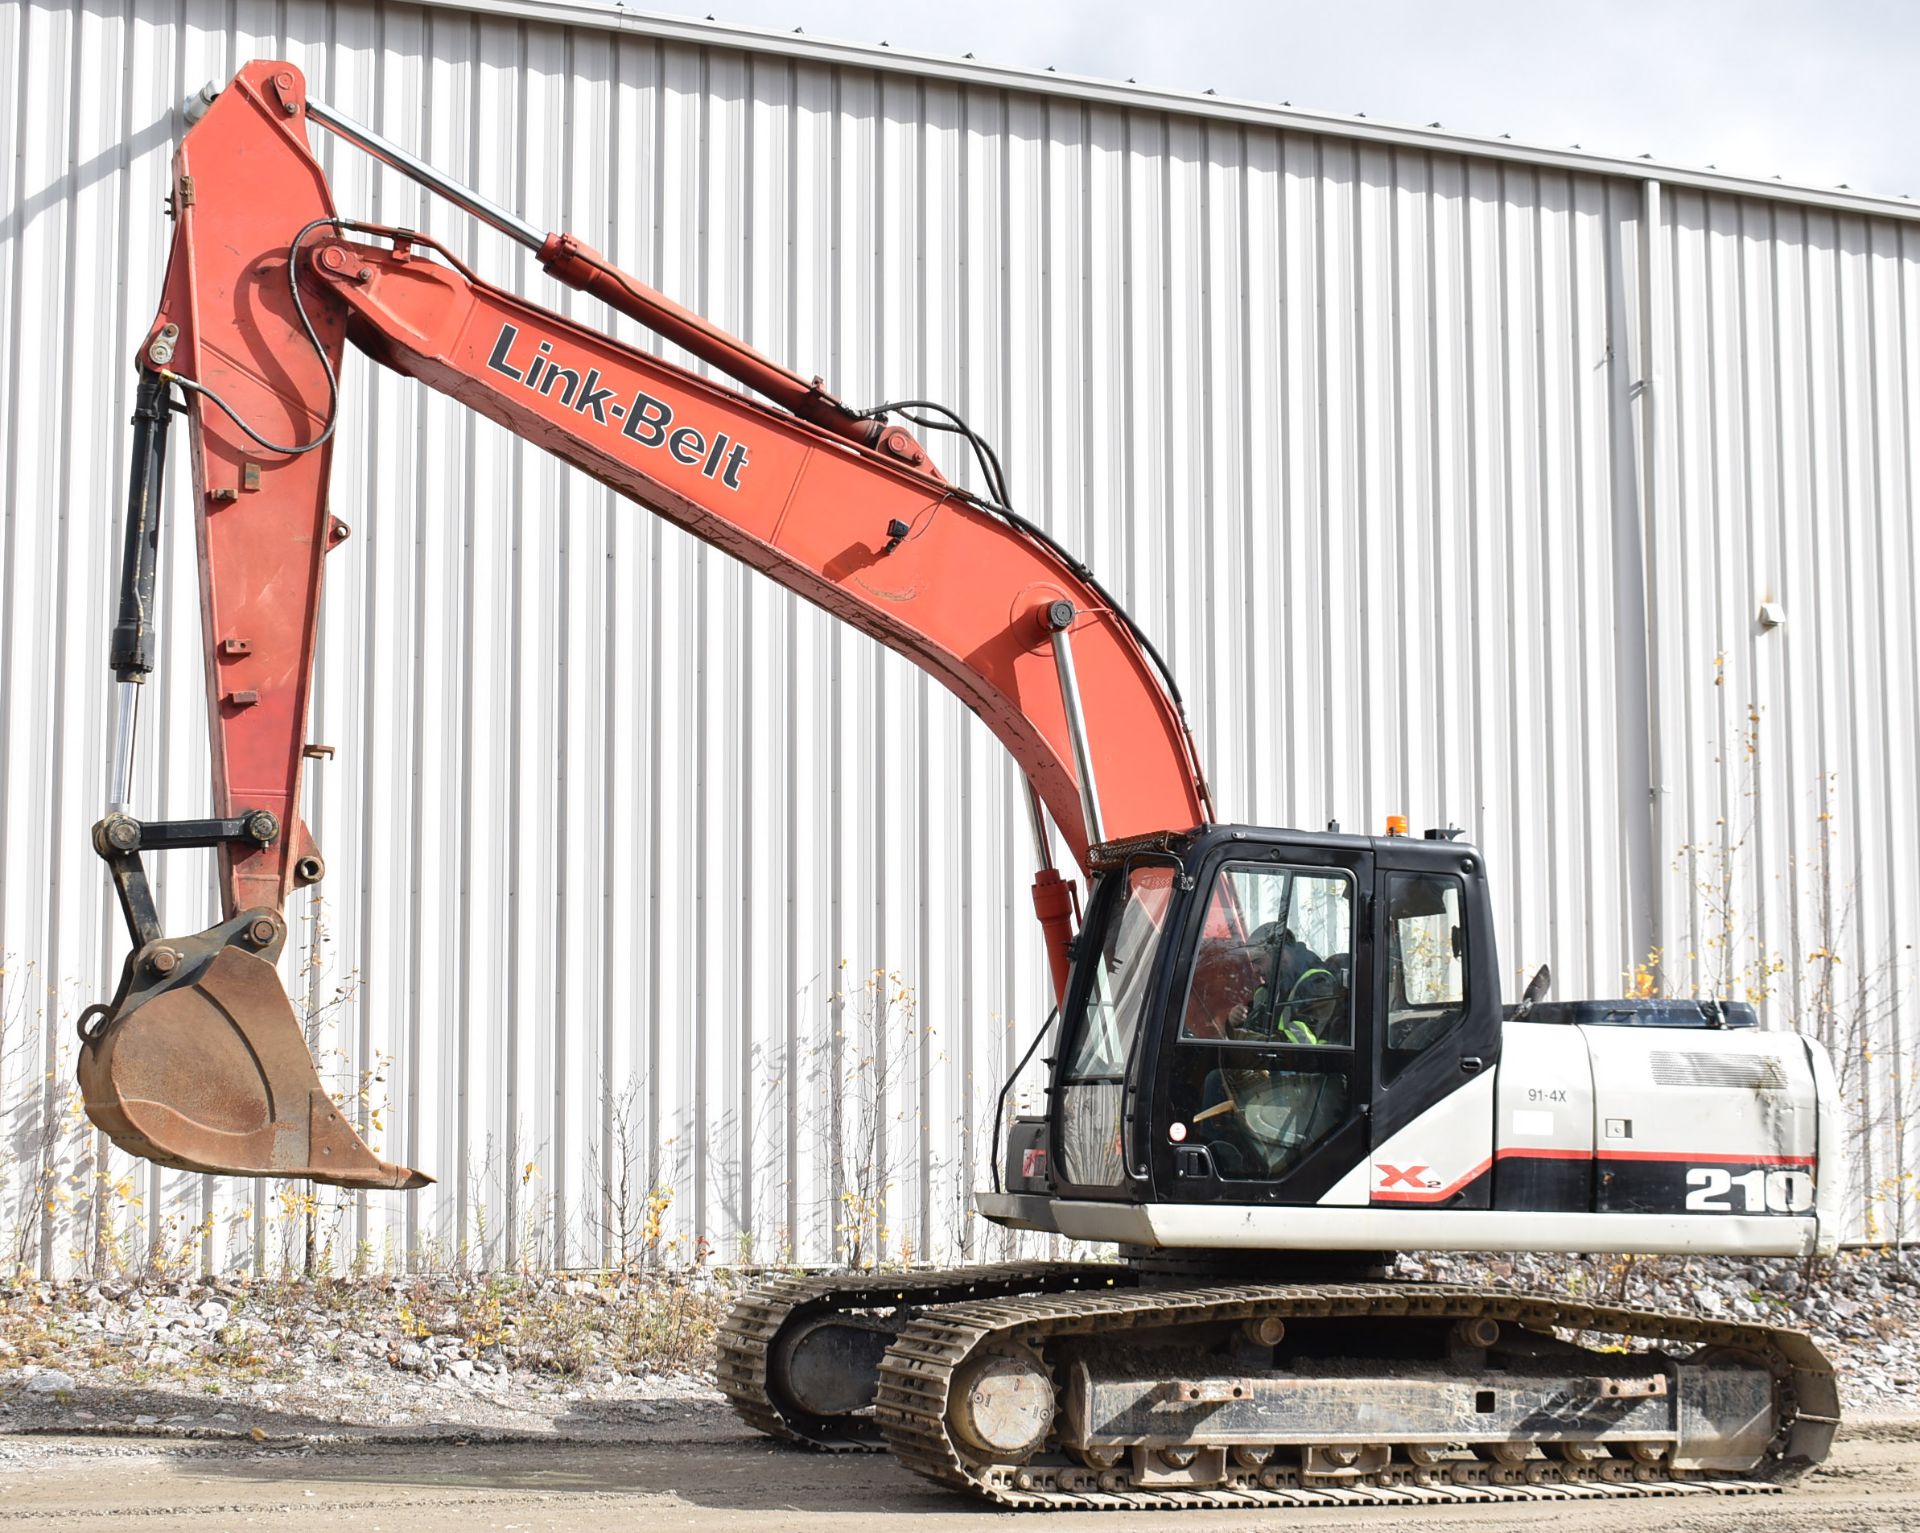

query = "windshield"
[1063,863,1178,1081]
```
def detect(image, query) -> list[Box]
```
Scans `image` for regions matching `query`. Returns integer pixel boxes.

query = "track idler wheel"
[947,1348,1055,1461]
[77,911,429,1189]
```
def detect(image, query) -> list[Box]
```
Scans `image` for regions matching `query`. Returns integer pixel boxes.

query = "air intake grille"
[1649,1050,1787,1090]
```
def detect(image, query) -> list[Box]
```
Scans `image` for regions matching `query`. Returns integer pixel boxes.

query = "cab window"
[1058,863,1177,1187]
[1063,864,1177,1080]
[1178,864,1353,1046]
[1384,872,1467,1082]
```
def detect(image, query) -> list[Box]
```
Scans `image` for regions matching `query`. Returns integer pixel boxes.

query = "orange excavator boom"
[83,61,1212,1189]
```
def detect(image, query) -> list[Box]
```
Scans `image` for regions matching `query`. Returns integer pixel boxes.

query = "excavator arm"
[81,61,1212,1189]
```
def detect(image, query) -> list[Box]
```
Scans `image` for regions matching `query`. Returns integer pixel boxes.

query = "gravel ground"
[3,1427,1917,1531]
[0,1248,1914,1442]
[0,1269,733,1441]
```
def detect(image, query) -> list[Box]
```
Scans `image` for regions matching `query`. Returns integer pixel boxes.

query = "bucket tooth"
[79,941,430,1190]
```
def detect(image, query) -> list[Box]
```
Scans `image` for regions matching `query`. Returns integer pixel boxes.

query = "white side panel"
[1581,1027,1819,1161]
[1804,1036,1845,1255]
[1494,1022,1596,1157]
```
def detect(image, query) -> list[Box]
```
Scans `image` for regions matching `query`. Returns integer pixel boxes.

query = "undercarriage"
[719,1262,1838,1510]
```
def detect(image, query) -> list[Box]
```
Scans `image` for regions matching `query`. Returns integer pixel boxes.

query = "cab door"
[1366,862,1501,1208]
[1148,841,1375,1207]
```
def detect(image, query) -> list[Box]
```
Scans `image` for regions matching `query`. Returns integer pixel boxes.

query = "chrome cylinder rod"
[108,680,141,813]
[1047,608,1105,848]
[305,96,545,253]
[1023,781,1056,873]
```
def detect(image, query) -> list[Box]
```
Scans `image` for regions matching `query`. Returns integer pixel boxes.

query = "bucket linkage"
[80,811,427,1189]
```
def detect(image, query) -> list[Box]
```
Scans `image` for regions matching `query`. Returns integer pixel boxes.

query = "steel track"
[873,1281,1838,1509]
[724,1270,1838,1510]
[717,1261,1136,1449]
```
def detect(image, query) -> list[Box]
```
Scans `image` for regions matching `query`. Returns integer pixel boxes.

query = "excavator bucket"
[78,915,429,1190]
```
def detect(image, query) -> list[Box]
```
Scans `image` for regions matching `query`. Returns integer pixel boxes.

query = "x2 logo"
[1376,1162,1436,1191]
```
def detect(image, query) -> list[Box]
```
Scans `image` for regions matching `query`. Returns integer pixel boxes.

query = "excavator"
[82,61,1843,1511]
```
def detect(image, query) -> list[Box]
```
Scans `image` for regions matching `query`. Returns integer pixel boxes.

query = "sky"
[607,0,1920,202]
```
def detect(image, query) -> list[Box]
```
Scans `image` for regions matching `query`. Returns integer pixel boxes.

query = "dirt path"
[3,1415,1919,1531]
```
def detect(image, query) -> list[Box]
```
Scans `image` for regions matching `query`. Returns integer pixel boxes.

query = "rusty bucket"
[78,913,428,1190]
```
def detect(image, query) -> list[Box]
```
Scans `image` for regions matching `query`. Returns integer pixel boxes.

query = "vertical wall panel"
[5,0,1920,1272]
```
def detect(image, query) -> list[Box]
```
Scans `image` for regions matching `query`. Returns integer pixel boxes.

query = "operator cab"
[998,823,1499,1214]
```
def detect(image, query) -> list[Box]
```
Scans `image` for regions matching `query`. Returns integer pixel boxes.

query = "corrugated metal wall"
[3,0,1916,1275]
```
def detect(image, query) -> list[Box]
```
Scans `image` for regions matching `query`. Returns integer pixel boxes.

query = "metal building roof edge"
[408,0,1920,225]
